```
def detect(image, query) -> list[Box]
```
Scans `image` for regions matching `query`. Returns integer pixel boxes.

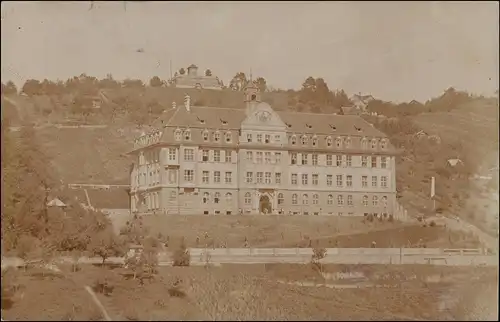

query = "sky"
[1,1,498,102]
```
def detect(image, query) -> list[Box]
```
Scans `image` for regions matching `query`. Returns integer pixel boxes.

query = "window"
[381,176,388,188]
[184,149,194,161]
[346,155,352,167]
[246,172,253,183]
[265,172,271,184]
[302,174,308,185]
[312,174,319,185]
[203,192,209,204]
[168,169,177,183]
[344,137,351,148]
[380,139,387,149]
[371,139,378,149]
[312,136,318,147]
[169,148,176,161]
[214,192,220,204]
[372,176,377,187]
[312,154,318,165]
[302,194,308,205]
[214,131,221,142]
[372,196,378,206]
[214,171,221,183]
[184,129,191,141]
[301,154,308,165]
[225,150,232,163]
[336,155,342,167]
[275,152,281,164]
[346,175,352,187]
[184,170,194,182]
[381,157,387,168]
[313,194,319,205]
[335,137,342,148]
[265,134,271,143]
[214,150,221,162]
[326,136,333,147]
[291,153,297,165]
[363,195,369,206]
[275,173,281,184]
[245,192,252,205]
[256,152,263,164]
[291,135,297,145]
[327,175,333,186]
[225,132,232,143]
[336,175,343,187]
[292,194,298,205]
[327,194,333,205]
[301,135,308,145]
[361,138,368,149]
[203,131,209,142]
[246,151,253,161]
[265,152,271,164]
[174,129,182,141]
[291,174,298,185]
[278,193,284,205]
[226,192,233,204]
[371,156,377,168]
[274,134,280,143]
[257,134,263,143]
[347,195,353,206]
[337,195,344,206]
[381,196,388,207]
[362,176,368,188]
[225,172,232,184]
[326,155,333,166]
[257,172,263,184]
[202,150,209,162]
[202,171,209,183]
[246,133,253,143]
[362,156,368,167]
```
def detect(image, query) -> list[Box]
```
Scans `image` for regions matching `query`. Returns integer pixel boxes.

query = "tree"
[88,229,125,265]
[21,79,42,96]
[172,239,190,266]
[205,69,212,77]
[149,76,163,87]
[254,77,267,93]
[229,72,248,91]
[122,79,144,88]
[2,81,18,95]
[311,247,326,272]
[179,68,186,75]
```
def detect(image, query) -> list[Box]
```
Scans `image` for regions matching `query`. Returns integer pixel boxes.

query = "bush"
[172,240,190,267]
[429,220,436,227]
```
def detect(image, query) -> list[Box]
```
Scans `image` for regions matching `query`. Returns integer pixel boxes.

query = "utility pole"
[431,176,436,213]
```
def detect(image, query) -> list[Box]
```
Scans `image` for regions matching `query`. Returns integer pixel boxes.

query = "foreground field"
[2,264,497,321]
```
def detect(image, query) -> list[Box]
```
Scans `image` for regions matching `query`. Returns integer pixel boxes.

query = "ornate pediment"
[241,102,286,129]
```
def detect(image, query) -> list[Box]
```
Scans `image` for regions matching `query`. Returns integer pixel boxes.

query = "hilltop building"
[170,64,223,90]
[129,84,399,216]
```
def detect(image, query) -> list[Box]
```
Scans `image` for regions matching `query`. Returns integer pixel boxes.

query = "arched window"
[372,196,379,206]
[363,195,369,206]
[302,194,308,205]
[313,194,319,205]
[312,136,318,147]
[361,137,368,149]
[301,135,308,145]
[244,192,252,205]
[380,139,387,149]
[326,136,332,147]
[225,131,232,143]
[337,195,344,206]
[335,137,342,148]
[327,194,333,205]
[344,137,351,148]
[371,138,378,149]
[184,129,191,141]
[203,192,209,204]
[202,130,209,142]
[291,135,297,145]
[214,192,220,204]
[174,129,182,141]
[292,194,298,205]
[278,193,284,205]
[381,196,388,207]
[347,195,353,206]
[214,131,221,142]
[225,192,232,204]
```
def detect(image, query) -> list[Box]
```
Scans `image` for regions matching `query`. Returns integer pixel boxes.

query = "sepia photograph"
[1,1,498,320]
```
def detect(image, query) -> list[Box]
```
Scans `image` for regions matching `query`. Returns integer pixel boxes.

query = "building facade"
[170,64,223,90]
[129,85,399,216]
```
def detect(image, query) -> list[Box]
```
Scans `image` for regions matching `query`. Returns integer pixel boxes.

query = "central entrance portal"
[259,195,272,214]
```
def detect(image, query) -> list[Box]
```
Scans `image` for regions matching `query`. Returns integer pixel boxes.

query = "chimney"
[172,101,177,109]
[184,94,191,112]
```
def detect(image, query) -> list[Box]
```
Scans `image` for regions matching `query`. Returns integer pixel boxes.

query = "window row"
[184,170,234,184]
[246,151,282,164]
[174,129,233,143]
[139,150,160,165]
[290,174,389,188]
[246,172,282,185]
[142,192,160,211]
[134,169,161,187]
[283,193,389,207]
[246,133,281,144]
[289,135,388,150]
[290,153,388,168]
[202,192,233,204]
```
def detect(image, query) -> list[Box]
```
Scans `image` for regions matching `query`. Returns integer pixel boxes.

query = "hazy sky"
[1,1,498,102]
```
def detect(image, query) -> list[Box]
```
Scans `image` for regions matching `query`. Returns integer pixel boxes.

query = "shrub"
[429,220,436,227]
[311,247,327,272]
[172,240,190,267]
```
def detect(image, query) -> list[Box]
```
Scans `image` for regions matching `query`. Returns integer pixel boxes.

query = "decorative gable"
[241,102,287,130]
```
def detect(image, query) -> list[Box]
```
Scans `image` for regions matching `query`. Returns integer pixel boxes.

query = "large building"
[129,84,399,216]
[170,64,223,90]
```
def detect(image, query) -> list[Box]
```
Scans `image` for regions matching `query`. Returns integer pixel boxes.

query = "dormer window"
[371,138,378,149]
[286,123,292,128]
[225,131,232,143]
[203,130,209,142]
[344,137,351,148]
[291,135,297,145]
[174,129,182,141]
[380,139,387,149]
[361,137,368,149]
[312,136,318,147]
[306,123,312,129]
[265,134,270,144]
[184,129,191,141]
[214,131,221,142]
[354,125,362,133]
[247,133,252,143]
[301,135,308,145]
[326,136,332,147]
[335,137,342,148]
[197,116,205,125]
[220,118,228,126]
[329,124,337,131]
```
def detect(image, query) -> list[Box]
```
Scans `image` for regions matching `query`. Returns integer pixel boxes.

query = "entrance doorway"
[259,195,272,214]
